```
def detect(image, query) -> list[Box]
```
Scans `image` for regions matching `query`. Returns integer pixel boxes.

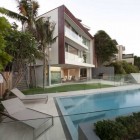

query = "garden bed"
[95,112,140,140]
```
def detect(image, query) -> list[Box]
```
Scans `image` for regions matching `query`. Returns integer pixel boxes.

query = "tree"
[94,30,118,66]
[5,29,41,88]
[0,17,12,72]
[134,56,140,70]
[0,0,39,32]
[0,0,40,89]
[35,17,56,89]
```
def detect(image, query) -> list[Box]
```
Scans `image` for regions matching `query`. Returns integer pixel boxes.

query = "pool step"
[72,112,106,125]
[62,98,74,107]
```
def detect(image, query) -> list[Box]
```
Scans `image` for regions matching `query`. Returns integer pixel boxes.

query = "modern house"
[34,5,95,86]
[113,45,134,64]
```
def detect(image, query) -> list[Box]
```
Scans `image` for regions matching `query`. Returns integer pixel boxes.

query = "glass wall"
[65,43,78,56]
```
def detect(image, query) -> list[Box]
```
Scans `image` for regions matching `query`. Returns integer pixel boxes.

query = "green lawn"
[23,83,113,95]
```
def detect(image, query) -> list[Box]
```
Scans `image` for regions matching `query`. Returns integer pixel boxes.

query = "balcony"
[65,52,94,67]
[65,52,84,64]
[65,27,88,50]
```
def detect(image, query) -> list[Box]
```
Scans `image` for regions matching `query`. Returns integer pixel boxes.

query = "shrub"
[108,61,139,74]
[108,61,126,74]
[95,120,127,140]
[95,112,140,140]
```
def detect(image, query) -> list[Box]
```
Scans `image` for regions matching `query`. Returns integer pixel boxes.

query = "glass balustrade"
[65,27,88,49]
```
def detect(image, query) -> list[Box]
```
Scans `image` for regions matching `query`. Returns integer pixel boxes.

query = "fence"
[0,72,12,98]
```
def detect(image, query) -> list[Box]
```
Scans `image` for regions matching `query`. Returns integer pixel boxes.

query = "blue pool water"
[56,88,140,140]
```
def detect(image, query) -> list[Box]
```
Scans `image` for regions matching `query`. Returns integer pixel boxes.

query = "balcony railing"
[65,27,88,50]
[65,52,84,63]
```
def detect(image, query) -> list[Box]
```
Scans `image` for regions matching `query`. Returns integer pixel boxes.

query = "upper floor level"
[37,5,95,67]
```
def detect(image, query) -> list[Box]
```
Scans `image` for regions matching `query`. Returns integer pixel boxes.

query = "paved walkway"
[0,84,140,140]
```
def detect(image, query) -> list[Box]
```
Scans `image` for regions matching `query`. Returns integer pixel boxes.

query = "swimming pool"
[56,88,140,140]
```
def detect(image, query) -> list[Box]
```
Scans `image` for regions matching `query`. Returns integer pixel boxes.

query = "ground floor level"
[28,63,94,87]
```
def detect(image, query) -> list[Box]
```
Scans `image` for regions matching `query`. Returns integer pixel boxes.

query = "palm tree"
[35,17,56,89]
[0,0,39,31]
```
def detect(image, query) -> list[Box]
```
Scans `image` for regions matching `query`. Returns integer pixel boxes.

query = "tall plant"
[0,0,40,90]
[35,17,56,89]
[0,0,39,31]
[94,30,118,66]
[0,17,12,72]
[5,28,41,88]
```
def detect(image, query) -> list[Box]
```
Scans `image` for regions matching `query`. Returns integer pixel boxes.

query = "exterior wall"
[75,68,80,80]
[92,38,97,67]
[35,66,43,86]
[50,39,59,64]
[116,45,125,61]
[58,6,65,64]
[89,40,94,65]
[114,45,134,65]
[87,68,92,79]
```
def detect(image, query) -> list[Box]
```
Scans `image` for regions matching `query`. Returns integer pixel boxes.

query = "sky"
[1,0,140,56]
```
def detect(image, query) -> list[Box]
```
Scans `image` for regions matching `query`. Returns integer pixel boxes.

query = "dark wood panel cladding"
[92,38,97,67]
[64,6,93,39]
[58,5,65,64]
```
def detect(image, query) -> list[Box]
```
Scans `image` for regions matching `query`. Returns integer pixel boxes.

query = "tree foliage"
[4,29,41,87]
[94,30,118,66]
[0,0,39,32]
[134,56,140,70]
[0,0,56,89]
[0,17,12,72]
[108,61,139,74]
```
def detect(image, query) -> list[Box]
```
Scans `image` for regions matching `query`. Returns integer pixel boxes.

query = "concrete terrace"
[0,84,140,140]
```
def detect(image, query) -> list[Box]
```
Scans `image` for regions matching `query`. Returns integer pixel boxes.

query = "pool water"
[56,88,140,140]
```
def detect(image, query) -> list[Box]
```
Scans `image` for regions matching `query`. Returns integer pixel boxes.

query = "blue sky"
[1,0,140,56]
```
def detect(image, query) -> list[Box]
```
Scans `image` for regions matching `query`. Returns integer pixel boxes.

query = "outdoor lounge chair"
[10,88,48,103]
[1,98,53,139]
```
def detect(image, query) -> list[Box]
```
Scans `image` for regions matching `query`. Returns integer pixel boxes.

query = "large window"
[65,43,68,52]
[69,45,78,55]
[65,20,71,29]
[82,36,90,47]
[65,43,78,55]
[80,68,87,77]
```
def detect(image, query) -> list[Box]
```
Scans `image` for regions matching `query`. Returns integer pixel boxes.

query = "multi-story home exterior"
[113,45,134,65]
[35,5,95,86]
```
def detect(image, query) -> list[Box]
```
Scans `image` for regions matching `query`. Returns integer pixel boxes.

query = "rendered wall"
[92,67,114,78]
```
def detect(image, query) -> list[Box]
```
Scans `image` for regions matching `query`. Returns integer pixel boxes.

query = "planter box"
[78,123,100,140]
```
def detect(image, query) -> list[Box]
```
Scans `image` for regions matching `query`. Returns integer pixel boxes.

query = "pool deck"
[1,84,140,140]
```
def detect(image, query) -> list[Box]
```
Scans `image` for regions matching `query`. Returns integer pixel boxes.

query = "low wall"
[78,123,100,140]
[92,67,114,79]
[130,73,140,83]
